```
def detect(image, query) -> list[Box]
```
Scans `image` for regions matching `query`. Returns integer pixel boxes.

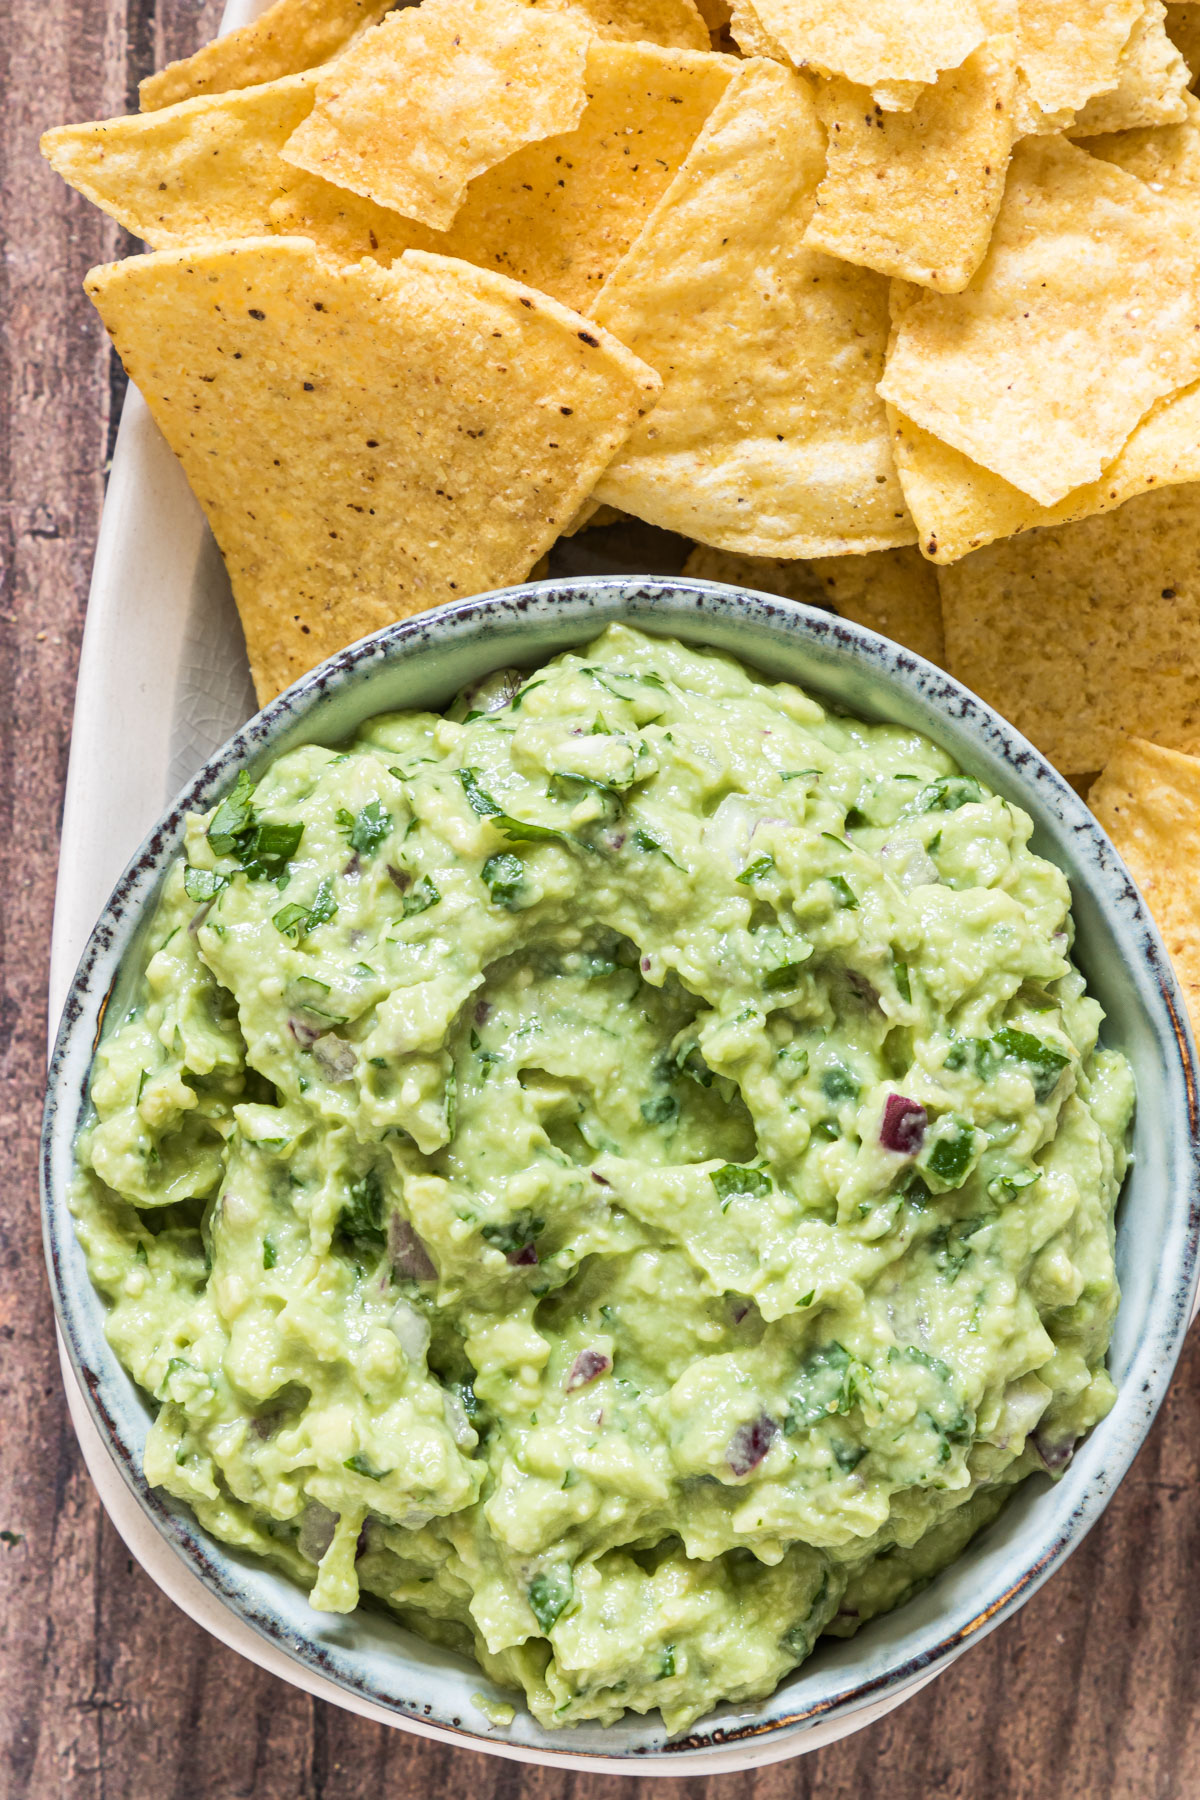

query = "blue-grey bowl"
[41,577,1200,1770]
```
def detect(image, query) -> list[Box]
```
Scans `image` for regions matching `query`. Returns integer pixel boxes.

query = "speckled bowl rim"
[41,576,1200,1765]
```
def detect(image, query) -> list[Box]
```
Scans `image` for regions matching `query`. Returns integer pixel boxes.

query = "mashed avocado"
[73,624,1133,1733]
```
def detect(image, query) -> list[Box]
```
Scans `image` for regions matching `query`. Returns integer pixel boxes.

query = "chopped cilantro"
[528,1567,573,1633]
[401,875,440,918]
[183,866,229,905]
[273,875,337,940]
[337,799,391,857]
[481,852,525,908]
[339,1167,386,1245]
[737,854,775,885]
[344,1453,387,1480]
[993,1026,1070,1101]
[640,1093,679,1126]
[711,1163,772,1206]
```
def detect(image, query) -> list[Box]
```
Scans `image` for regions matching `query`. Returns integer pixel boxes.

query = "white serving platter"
[46,0,1196,1764]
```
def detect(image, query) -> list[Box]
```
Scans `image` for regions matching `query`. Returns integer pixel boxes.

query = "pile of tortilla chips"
[42,0,1200,1025]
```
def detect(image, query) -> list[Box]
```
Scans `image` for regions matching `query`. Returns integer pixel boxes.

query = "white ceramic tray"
[47,7,1194,1765]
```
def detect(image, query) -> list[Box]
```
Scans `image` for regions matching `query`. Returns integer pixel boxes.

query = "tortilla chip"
[84,238,660,702]
[527,0,711,48]
[1013,0,1142,124]
[280,0,591,230]
[937,483,1200,772]
[140,0,393,112]
[730,0,985,89]
[1070,0,1189,132]
[1165,2,1200,76]
[804,34,1018,292]
[41,73,329,253]
[590,60,913,556]
[887,381,1200,561]
[44,44,731,314]
[727,0,787,54]
[1087,82,1200,178]
[683,544,945,660]
[879,135,1200,508]
[1090,737,1200,1033]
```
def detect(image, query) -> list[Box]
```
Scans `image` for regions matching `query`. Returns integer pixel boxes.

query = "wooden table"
[5,3,1200,1793]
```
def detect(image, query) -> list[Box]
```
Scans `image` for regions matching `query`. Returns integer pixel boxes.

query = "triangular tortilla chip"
[683,544,945,661]
[887,385,1200,561]
[84,238,660,702]
[1070,0,1189,132]
[938,483,1200,772]
[1013,0,1142,126]
[804,33,1018,292]
[43,44,732,314]
[280,0,592,230]
[42,73,327,252]
[1090,737,1200,1034]
[140,0,393,112]
[729,0,985,90]
[879,135,1200,508]
[590,59,913,556]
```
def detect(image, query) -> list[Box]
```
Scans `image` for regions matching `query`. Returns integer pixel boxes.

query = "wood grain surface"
[4,3,1200,1794]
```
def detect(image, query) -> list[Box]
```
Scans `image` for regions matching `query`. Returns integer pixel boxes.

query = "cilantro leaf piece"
[482,852,525,908]
[992,1026,1070,1101]
[344,1452,387,1480]
[528,1567,573,1633]
[273,875,338,939]
[401,875,440,918]
[737,854,775,885]
[206,771,257,855]
[338,799,390,857]
[183,866,228,905]
[828,874,858,910]
[458,768,503,817]
[710,1163,772,1206]
[339,1167,386,1245]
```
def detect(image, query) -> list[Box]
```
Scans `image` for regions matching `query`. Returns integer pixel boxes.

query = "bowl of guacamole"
[42,578,1200,1767]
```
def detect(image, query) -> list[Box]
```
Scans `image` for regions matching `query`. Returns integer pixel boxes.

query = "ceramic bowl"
[41,577,1200,1773]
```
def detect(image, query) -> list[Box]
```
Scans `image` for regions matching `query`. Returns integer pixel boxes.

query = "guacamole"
[72,625,1133,1733]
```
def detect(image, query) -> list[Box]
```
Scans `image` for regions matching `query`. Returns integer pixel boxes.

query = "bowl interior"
[42,577,1200,1765]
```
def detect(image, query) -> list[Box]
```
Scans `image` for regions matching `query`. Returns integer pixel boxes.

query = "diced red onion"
[389,1298,431,1363]
[288,1014,324,1049]
[1030,1429,1075,1474]
[508,1241,539,1267]
[443,1391,479,1448]
[386,864,411,894]
[591,1171,612,1188]
[727,1413,777,1476]
[474,999,491,1024]
[297,1500,339,1563]
[313,1033,357,1081]
[880,1094,927,1155]
[729,1298,751,1324]
[565,1349,611,1392]
[389,1215,436,1282]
